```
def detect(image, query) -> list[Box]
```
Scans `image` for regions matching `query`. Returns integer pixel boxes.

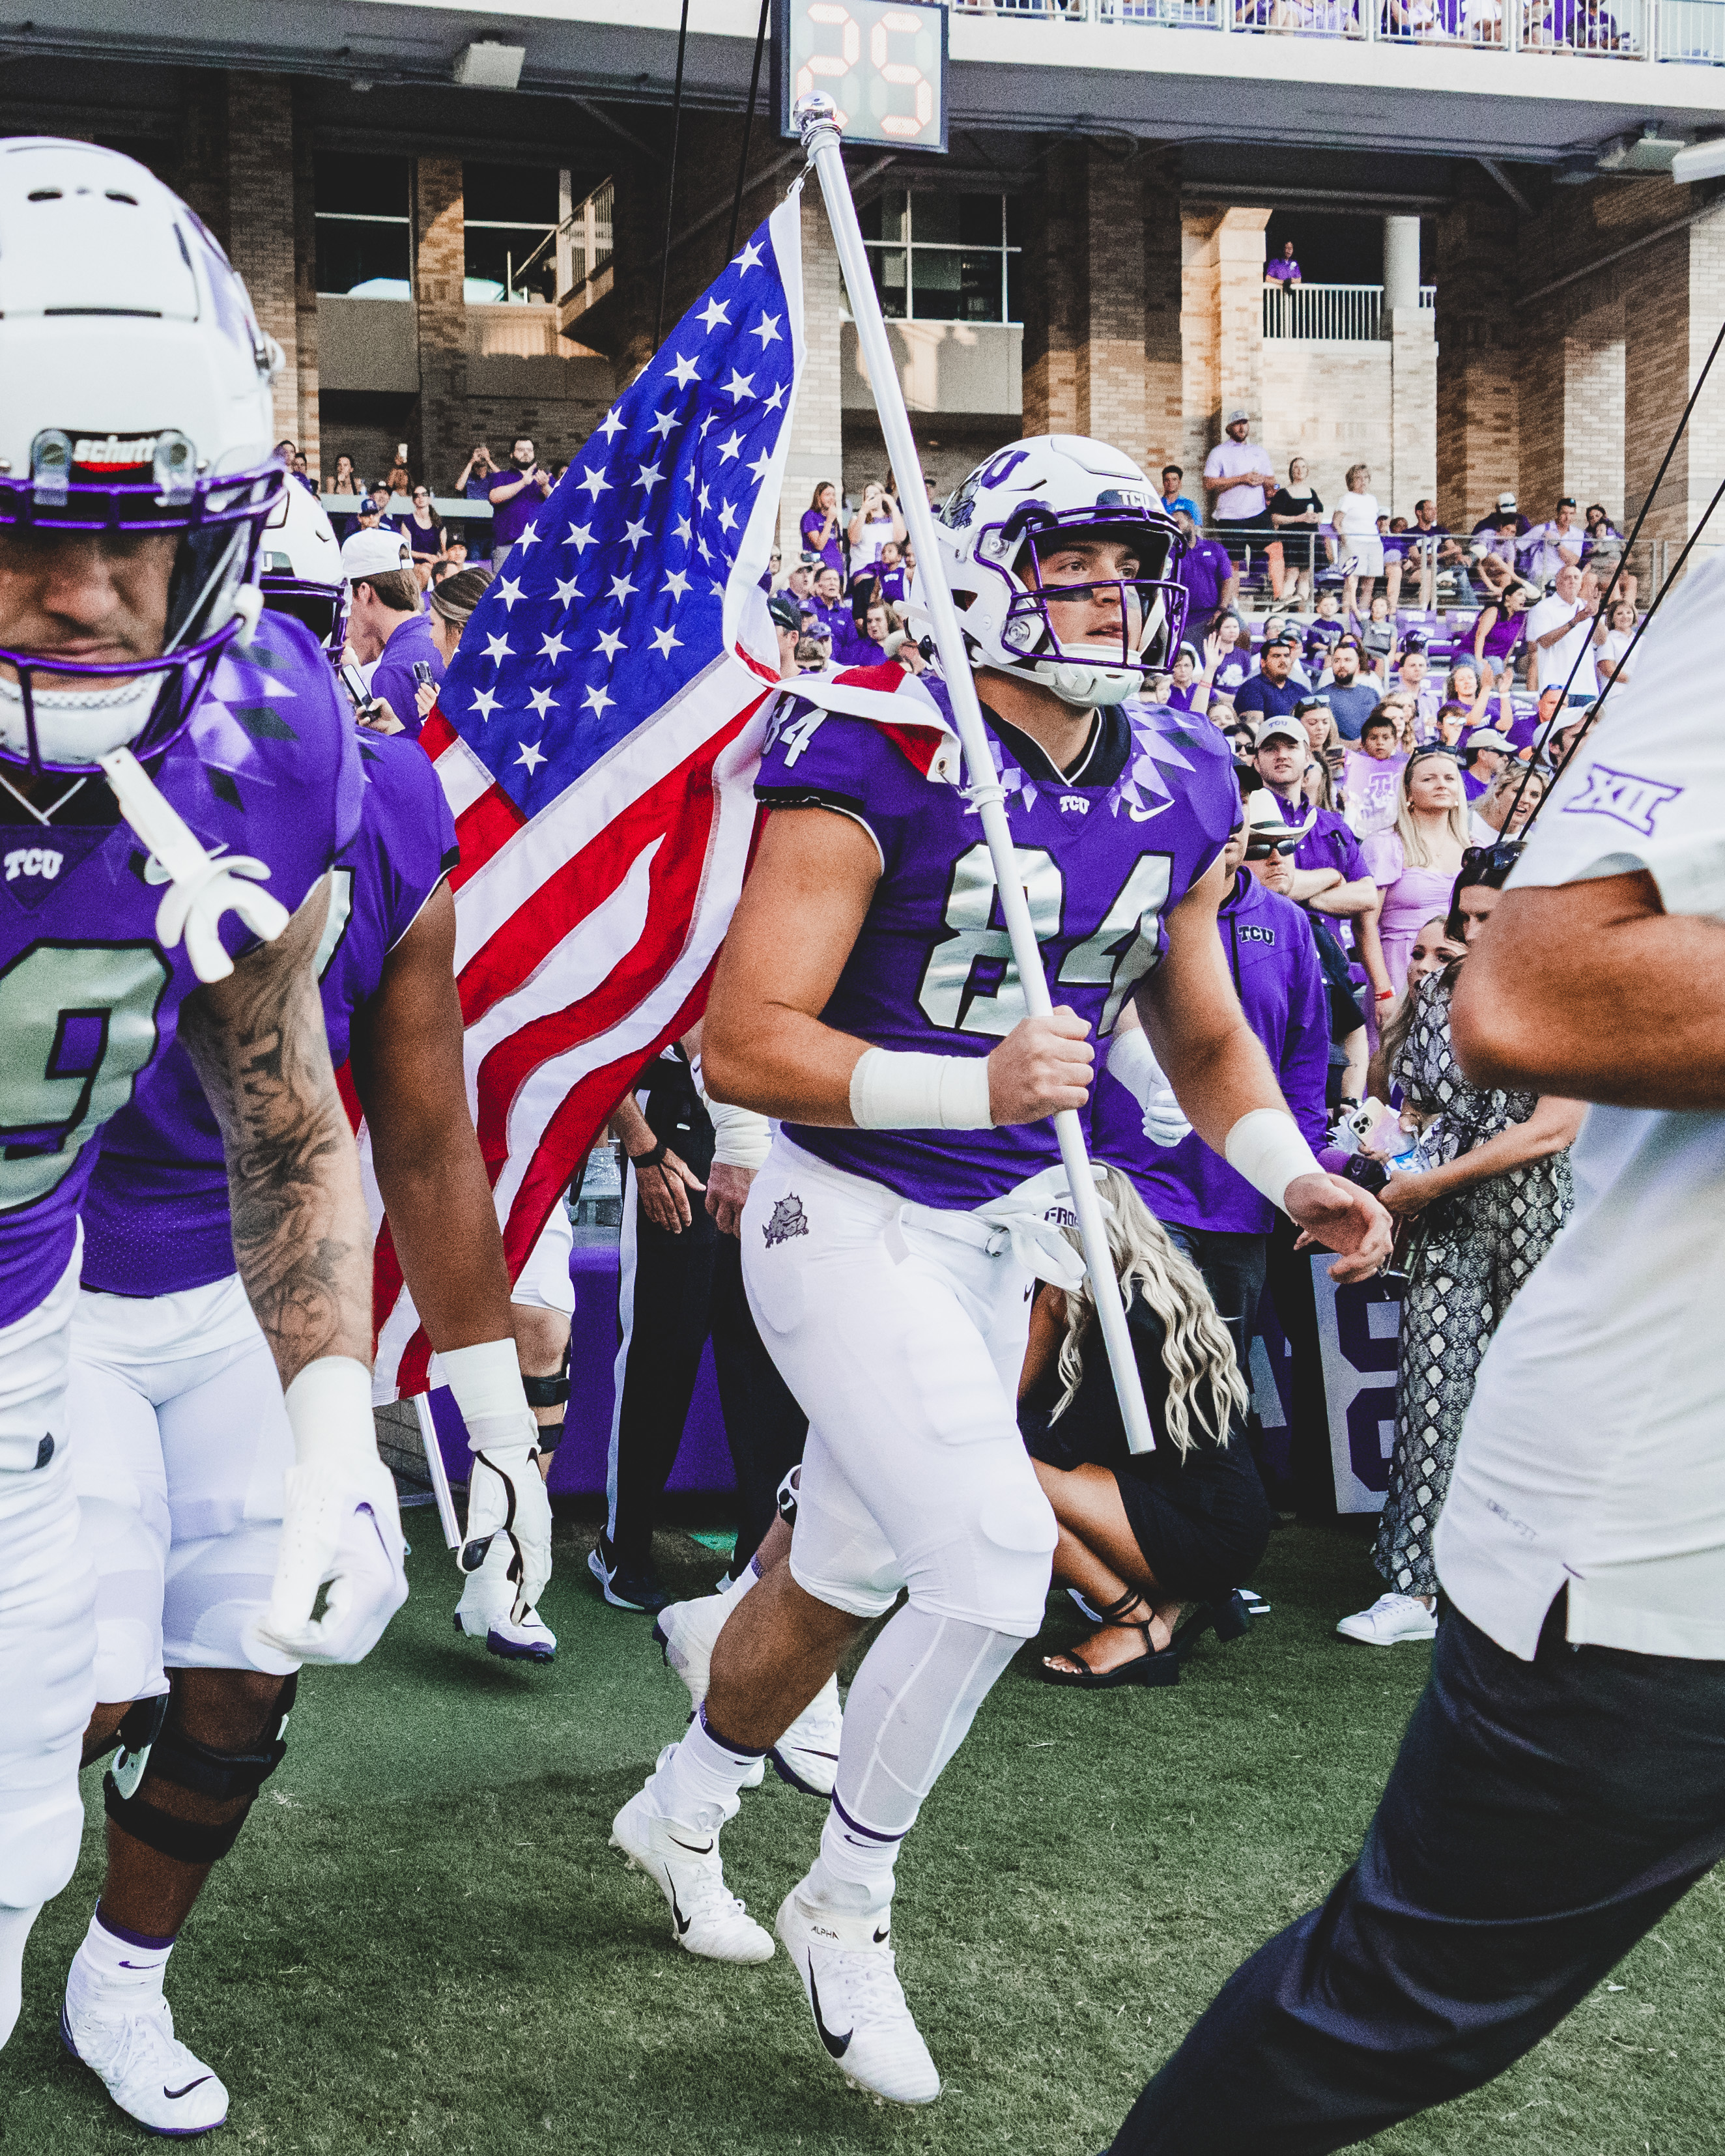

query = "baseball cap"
[1253,715,1305,748]
[1462,728,1512,758]
[1226,407,1251,425]
[340,528,414,580]
[767,594,803,634]
[1496,491,1518,512]
[1266,626,1302,649]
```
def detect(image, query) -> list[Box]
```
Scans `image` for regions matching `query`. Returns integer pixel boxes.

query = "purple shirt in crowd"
[0,616,362,1333]
[1092,868,1328,1236]
[81,731,457,1299]
[489,468,551,552]
[1178,536,1234,621]
[369,609,445,744]
[799,507,846,579]
[754,671,1238,1209]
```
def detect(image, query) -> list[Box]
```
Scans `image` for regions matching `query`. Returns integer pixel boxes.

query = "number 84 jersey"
[752,664,1238,1210]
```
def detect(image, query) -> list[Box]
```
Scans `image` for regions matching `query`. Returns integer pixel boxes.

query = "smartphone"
[338,662,372,711]
[411,660,434,689]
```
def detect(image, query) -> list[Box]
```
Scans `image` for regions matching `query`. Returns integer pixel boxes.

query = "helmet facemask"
[983,504,1188,707]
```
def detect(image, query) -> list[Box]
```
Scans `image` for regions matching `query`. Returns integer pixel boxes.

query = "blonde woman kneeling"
[1018,1170,1268,1690]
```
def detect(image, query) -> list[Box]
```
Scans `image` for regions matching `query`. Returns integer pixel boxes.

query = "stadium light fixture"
[453,40,526,90]
[1672,136,1725,185]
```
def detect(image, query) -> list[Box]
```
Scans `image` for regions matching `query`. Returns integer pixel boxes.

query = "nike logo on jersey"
[164,2077,214,2100]
[143,841,228,885]
[809,1972,852,2058]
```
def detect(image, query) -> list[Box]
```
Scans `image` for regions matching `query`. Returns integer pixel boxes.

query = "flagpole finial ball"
[793,92,842,146]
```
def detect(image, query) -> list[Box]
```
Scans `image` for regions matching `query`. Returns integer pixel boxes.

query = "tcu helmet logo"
[763,1193,810,1249]
[1561,763,1683,838]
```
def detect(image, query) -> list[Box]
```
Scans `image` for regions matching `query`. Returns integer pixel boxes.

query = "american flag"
[369,197,806,1398]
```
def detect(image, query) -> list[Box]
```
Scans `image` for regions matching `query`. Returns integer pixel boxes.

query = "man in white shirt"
[1524,561,1599,697]
[1203,409,1276,565]
[1102,556,1725,2156]
[1517,496,1584,586]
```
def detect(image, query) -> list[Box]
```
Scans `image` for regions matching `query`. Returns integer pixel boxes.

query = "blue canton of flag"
[436,211,803,815]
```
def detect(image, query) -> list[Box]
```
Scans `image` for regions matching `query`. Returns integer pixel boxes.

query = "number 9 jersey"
[751,664,1238,1209]
[0,614,361,1448]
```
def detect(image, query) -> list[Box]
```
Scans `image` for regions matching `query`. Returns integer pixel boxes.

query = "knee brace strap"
[776,1462,801,1525]
[523,1371,569,1409]
[145,1675,297,1806]
[110,1695,172,1803]
[103,1778,249,1867]
[532,1418,563,1460]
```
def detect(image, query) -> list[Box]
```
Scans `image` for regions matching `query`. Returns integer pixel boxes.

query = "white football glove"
[248,1357,408,1668]
[1107,1027,1192,1150]
[442,1339,553,1620]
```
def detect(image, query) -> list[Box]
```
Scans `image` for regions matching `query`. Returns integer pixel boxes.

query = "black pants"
[1109,1599,1725,2156]
[1263,1214,1337,1522]
[608,1181,806,1572]
[1162,1227,1266,1371]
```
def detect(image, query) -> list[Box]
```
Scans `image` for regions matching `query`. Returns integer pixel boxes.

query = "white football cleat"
[769,1676,843,1798]
[1335,1592,1438,1646]
[454,1534,556,1662]
[776,1886,941,2106]
[653,1591,731,1709]
[61,1989,229,2137]
[610,1750,773,1965]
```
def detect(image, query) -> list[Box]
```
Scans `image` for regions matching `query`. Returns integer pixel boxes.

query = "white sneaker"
[653,1591,731,1709]
[454,1535,556,1661]
[775,1887,941,2106]
[610,1750,774,1965]
[1335,1592,1438,1645]
[61,1988,229,2136]
[769,1677,843,1798]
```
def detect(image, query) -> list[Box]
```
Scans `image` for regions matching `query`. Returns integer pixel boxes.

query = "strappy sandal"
[1039,1589,1182,1690]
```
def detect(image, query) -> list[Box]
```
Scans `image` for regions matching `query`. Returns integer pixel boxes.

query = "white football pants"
[68,1273,299,1702]
[0,1246,96,1914]
[740,1137,1057,1639]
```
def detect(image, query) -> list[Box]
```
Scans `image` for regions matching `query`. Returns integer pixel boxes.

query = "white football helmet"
[0,138,285,771]
[922,434,1189,707]
[258,478,347,655]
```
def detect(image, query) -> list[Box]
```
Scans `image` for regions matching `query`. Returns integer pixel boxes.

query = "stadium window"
[315,153,413,298]
[463,163,560,305]
[857,191,1021,326]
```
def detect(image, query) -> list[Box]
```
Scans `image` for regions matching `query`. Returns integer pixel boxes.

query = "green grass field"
[5,1510,1721,2155]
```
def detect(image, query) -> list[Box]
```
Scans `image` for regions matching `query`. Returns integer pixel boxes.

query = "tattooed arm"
[177,872,372,1383]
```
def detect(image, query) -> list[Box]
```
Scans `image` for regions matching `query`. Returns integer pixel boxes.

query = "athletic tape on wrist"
[707,1097,773,1170]
[440,1339,534,1426]
[282,1355,377,1468]
[849,1046,993,1131]
[1105,1027,1163,1109]
[1223,1109,1324,1213]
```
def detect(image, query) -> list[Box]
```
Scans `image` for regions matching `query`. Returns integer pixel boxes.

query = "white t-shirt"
[1518,519,1584,585]
[1523,590,1599,698]
[1434,554,1725,1662]
[1203,440,1268,522]
[1332,491,1381,541]
[849,511,896,576]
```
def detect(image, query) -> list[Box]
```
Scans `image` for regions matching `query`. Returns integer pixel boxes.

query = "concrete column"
[224,75,299,451]
[414,158,464,494]
[1624,206,1725,577]
[780,183,845,564]
[1182,207,1268,502]
[1433,169,1519,530]
[1518,296,1625,522]
[1382,215,1421,316]
[1022,141,1085,443]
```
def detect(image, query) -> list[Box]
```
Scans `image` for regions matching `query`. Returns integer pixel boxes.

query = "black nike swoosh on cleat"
[872,1925,890,1944]
[669,1886,692,1936]
[668,1835,714,1855]
[809,1971,853,2059]
[164,2077,214,2100]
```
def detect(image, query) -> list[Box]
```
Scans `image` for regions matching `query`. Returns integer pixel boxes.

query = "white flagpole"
[412,1393,465,1551]
[794,94,1156,1456]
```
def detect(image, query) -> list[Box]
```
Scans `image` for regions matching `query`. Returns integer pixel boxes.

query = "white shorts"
[68,1273,298,1699]
[741,1139,1057,1639]
[511,1200,575,1316]
[0,1243,97,1905]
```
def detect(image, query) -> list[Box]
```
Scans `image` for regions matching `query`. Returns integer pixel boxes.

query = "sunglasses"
[1243,833,1293,860]
[1460,840,1522,875]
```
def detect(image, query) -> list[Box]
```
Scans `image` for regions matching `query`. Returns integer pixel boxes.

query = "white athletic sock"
[803,1605,1020,1923]
[653,1706,766,1825]
[68,1903,175,2008]
[720,1553,763,1605]
[0,1902,42,2050]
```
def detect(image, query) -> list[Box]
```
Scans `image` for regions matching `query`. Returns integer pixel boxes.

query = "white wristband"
[440,1339,537,1454]
[1223,1109,1324,1213]
[1105,1028,1165,1109]
[706,1097,773,1170]
[283,1355,378,1467]
[849,1046,994,1131]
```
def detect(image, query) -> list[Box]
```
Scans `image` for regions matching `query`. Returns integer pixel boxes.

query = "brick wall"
[780,185,845,563]
[1076,145,1148,470]
[1433,172,1519,529]
[224,74,299,450]
[1142,149,1184,478]
[1022,143,1082,440]
[413,158,466,495]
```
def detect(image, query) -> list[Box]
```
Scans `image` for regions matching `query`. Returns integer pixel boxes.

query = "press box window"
[464,163,559,305]
[857,190,1023,325]
[315,154,412,298]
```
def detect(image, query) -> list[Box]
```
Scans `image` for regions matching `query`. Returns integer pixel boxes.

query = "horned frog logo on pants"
[763,1194,809,1249]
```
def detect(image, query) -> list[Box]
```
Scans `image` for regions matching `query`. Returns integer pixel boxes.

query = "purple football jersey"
[80,728,457,1299]
[752,670,1238,1209]
[0,617,361,1331]
[1090,868,1329,1236]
